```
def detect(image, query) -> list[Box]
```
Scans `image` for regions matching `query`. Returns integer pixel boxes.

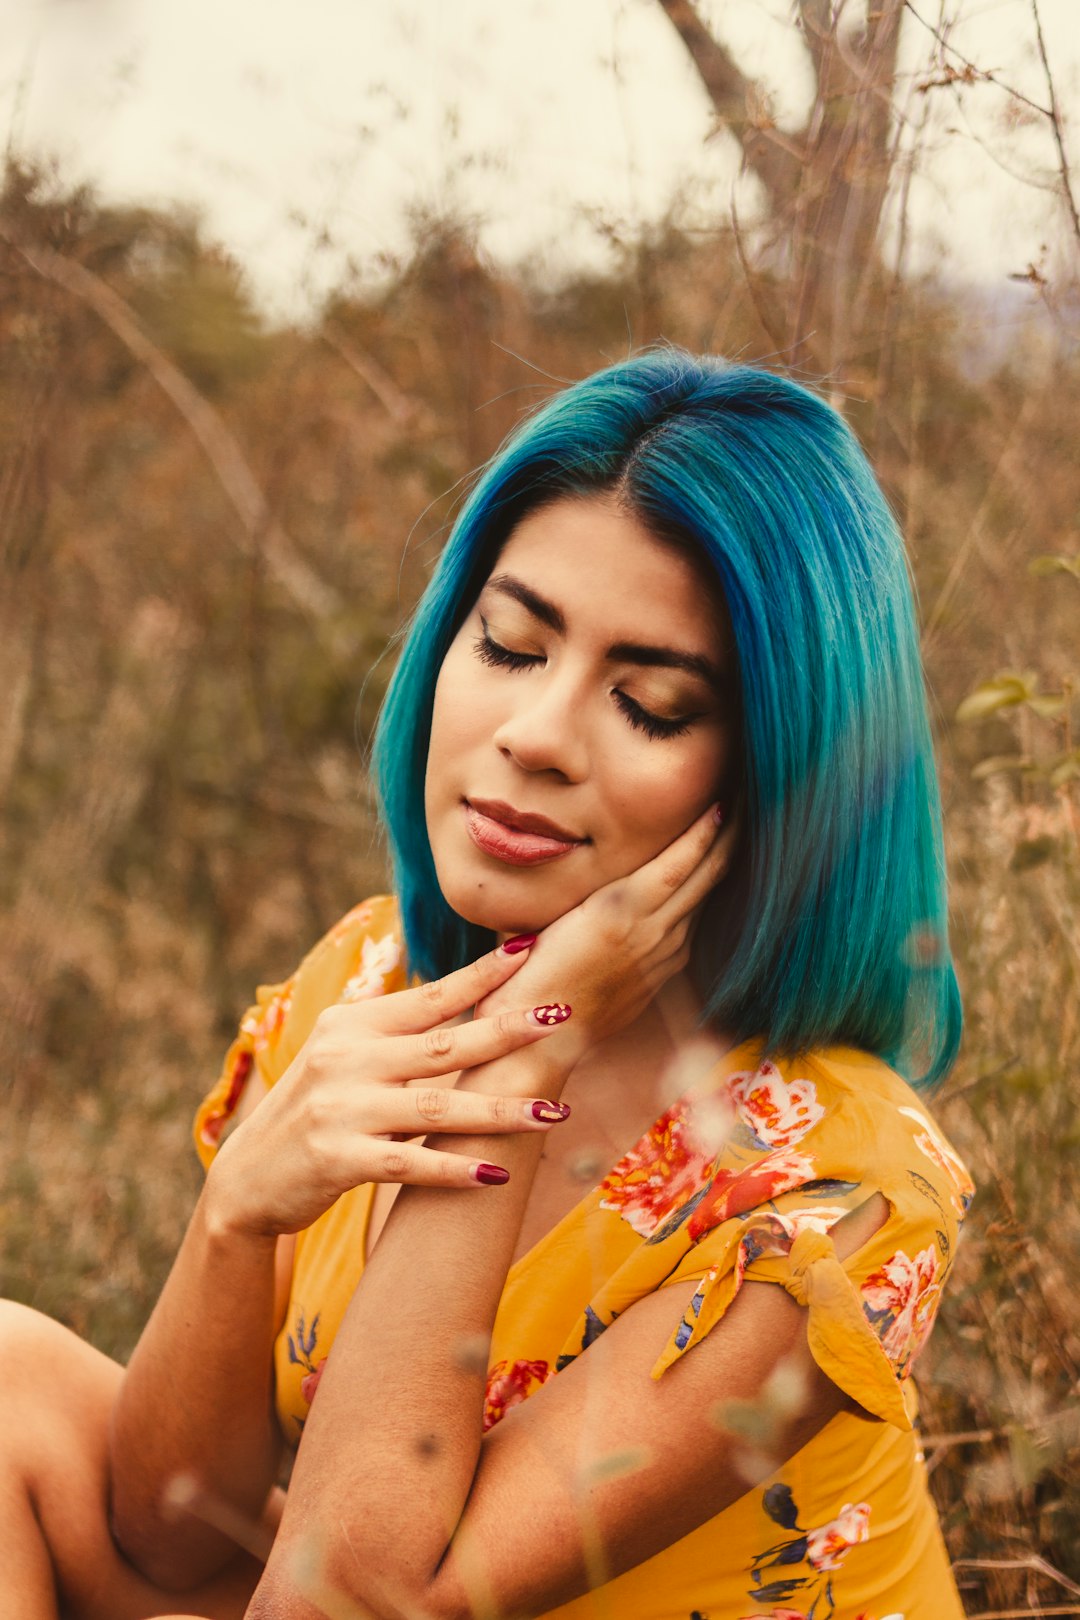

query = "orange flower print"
[687,1150,816,1243]
[483,1358,551,1432]
[898,1106,974,1215]
[861,1246,940,1373]
[599,1100,718,1238]
[804,1501,871,1570]
[728,1062,825,1151]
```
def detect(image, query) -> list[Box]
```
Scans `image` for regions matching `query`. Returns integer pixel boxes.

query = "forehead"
[489,494,729,657]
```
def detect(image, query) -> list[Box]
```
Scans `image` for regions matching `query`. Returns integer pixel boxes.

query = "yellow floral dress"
[195,896,972,1620]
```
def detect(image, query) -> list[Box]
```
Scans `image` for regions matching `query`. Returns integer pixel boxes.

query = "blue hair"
[372,349,961,1092]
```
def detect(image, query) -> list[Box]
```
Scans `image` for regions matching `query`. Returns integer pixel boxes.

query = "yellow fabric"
[196,897,972,1620]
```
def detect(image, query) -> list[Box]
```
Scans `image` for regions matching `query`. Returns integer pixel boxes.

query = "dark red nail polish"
[502,933,537,955]
[532,1003,572,1027]
[713,803,725,825]
[531,1100,571,1123]
[473,1162,510,1185]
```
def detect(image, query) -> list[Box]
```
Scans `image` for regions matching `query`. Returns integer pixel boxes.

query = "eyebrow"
[482,573,726,691]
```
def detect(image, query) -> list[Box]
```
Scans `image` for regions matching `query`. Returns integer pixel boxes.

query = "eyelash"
[472,628,695,741]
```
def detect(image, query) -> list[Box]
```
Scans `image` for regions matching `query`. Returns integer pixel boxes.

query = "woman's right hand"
[203,941,572,1240]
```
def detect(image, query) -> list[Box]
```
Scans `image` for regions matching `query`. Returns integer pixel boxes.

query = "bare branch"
[0,228,345,632]
[1030,0,1080,250]
[654,0,804,206]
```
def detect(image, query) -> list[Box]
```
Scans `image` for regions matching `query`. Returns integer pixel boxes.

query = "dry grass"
[1,156,1078,1613]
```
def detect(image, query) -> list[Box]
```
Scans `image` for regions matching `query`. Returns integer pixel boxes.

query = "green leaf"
[971,754,1032,780]
[1026,694,1068,719]
[1050,756,1080,787]
[1029,552,1080,580]
[956,674,1035,723]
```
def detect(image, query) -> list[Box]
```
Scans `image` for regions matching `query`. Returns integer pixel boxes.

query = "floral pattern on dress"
[599,1099,719,1238]
[196,978,295,1151]
[287,1309,326,1428]
[898,1106,974,1214]
[744,1484,872,1618]
[482,1358,552,1431]
[728,1062,826,1151]
[340,932,403,1002]
[686,1150,818,1243]
[860,1245,941,1374]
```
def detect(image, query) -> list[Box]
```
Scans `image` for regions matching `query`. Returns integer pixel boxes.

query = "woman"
[3,351,971,1619]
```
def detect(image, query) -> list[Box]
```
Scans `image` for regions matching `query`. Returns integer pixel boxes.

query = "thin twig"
[1030,0,1080,249]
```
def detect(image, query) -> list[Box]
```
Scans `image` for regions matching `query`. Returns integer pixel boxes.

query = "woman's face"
[424,492,737,935]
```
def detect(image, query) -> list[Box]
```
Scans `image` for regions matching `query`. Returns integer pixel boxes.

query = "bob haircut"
[372,349,961,1092]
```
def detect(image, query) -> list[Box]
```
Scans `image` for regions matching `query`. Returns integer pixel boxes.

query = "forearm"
[250,1044,571,1619]
[109,1173,282,1589]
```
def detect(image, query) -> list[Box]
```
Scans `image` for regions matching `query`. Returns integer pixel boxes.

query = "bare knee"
[0,1299,122,1440]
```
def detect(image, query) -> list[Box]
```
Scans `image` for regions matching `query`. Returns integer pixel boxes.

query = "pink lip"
[463,800,587,867]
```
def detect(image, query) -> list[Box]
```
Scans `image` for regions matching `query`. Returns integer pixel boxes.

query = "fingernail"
[713,803,724,826]
[529,1099,571,1123]
[502,933,537,955]
[471,1162,510,1185]
[531,1003,572,1027]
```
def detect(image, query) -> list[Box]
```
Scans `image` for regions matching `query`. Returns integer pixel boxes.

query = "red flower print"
[728,1062,825,1151]
[300,1357,327,1406]
[482,1358,551,1432]
[599,1100,717,1237]
[198,1049,253,1149]
[687,1149,816,1242]
[861,1246,940,1371]
[804,1500,871,1570]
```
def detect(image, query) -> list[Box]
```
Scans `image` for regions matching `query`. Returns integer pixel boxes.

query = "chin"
[436,870,578,937]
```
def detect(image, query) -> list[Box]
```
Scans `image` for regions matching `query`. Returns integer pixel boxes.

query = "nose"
[491,667,591,783]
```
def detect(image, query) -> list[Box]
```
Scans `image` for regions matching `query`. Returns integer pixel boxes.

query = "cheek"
[600,731,729,868]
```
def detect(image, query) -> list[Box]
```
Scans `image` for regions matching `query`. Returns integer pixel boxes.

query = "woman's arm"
[247,804,755,1618]
[108,1188,284,1589]
[108,946,567,1592]
[248,1036,888,1620]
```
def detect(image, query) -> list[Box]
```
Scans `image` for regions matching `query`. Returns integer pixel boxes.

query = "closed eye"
[474,625,700,741]
[473,627,542,673]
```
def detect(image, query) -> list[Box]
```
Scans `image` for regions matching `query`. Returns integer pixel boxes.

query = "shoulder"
[588,1042,973,1424]
[193,895,405,1165]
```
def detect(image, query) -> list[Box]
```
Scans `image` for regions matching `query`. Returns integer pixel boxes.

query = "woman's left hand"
[477,800,738,1066]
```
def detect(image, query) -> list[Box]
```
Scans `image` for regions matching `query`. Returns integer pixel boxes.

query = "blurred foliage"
[1,143,1079,1614]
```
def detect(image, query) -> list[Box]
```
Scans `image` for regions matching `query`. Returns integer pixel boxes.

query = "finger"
[623,799,727,907]
[367,1139,513,1188]
[363,1086,572,1136]
[392,1003,573,1080]
[654,808,741,927]
[365,936,538,1035]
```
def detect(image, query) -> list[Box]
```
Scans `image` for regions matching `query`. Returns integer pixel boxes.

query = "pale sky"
[4,0,1077,320]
